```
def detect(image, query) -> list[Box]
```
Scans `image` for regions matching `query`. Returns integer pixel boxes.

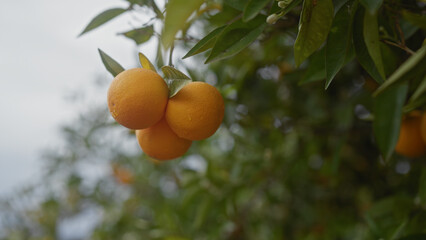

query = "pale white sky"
[0,0,159,195]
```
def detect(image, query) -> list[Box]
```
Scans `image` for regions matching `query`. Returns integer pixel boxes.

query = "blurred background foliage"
[1,0,426,239]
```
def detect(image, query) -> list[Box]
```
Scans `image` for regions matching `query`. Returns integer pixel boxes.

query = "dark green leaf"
[418,167,426,206]
[294,0,334,66]
[98,49,125,77]
[409,75,426,103]
[402,10,426,31]
[360,0,383,14]
[365,195,413,238]
[353,8,384,83]
[390,218,408,240]
[119,26,154,45]
[363,11,385,79]
[373,83,408,161]
[192,197,211,229]
[224,0,246,11]
[403,94,426,113]
[162,0,204,49]
[183,26,226,59]
[374,45,426,96]
[243,0,271,22]
[299,47,325,84]
[398,234,426,240]
[162,66,192,97]
[333,0,351,12]
[364,213,383,238]
[205,16,266,63]
[400,19,419,40]
[126,0,148,6]
[325,3,352,89]
[381,43,400,77]
[79,8,126,36]
[138,52,157,72]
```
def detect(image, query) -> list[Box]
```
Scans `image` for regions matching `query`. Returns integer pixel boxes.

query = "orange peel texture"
[395,112,426,158]
[165,82,225,140]
[136,118,192,160]
[107,68,168,130]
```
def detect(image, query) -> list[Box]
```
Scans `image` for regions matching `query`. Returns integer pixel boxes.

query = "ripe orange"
[136,118,192,160]
[395,111,426,158]
[111,164,134,184]
[107,68,168,130]
[165,82,224,140]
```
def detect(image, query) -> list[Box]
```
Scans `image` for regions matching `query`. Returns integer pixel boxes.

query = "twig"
[394,15,406,47]
[382,39,415,55]
[168,43,174,67]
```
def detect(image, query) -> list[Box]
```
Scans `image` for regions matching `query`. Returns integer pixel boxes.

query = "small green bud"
[278,1,287,8]
[266,13,280,24]
[278,0,293,8]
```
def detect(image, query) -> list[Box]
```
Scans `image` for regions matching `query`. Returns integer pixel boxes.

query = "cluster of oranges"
[395,111,426,158]
[107,68,224,161]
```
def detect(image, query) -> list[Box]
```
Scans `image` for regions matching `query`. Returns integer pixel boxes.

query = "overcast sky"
[0,0,159,195]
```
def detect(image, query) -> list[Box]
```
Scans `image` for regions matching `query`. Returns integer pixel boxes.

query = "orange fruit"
[111,164,134,184]
[136,118,192,160]
[395,111,426,158]
[165,82,225,140]
[107,68,168,130]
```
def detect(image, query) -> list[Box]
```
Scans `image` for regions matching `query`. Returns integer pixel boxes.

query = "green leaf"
[162,0,204,49]
[183,26,226,59]
[400,20,419,41]
[118,25,154,45]
[79,8,126,36]
[224,0,246,11]
[126,0,148,5]
[299,47,325,84]
[138,52,157,72]
[164,237,191,240]
[205,16,266,63]
[403,94,426,113]
[373,83,408,161]
[162,66,192,98]
[364,213,383,238]
[409,75,426,103]
[418,167,426,206]
[365,195,413,238]
[353,8,384,83]
[192,197,211,230]
[402,10,426,31]
[98,49,125,77]
[156,40,164,67]
[294,0,334,66]
[398,235,426,240]
[359,0,383,14]
[390,218,408,240]
[149,0,164,19]
[243,0,271,22]
[373,45,426,96]
[325,3,352,89]
[168,80,192,98]
[363,11,385,79]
